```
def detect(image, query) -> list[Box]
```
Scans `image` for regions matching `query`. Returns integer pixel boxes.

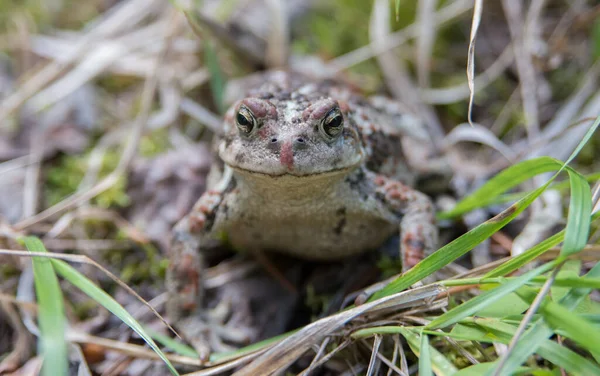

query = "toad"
[166,70,438,354]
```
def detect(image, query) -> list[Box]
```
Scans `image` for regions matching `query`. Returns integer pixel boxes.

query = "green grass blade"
[357,320,600,376]
[454,363,531,376]
[204,39,226,114]
[398,328,458,376]
[561,169,592,256]
[148,328,198,358]
[562,115,600,167]
[425,262,555,330]
[485,211,600,278]
[542,301,600,354]
[489,261,600,375]
[467,318,600,376]
[473,172,600,210]
[418,332,433,376]
[539,339,600,376]
[22,237,69,376]
[442,275,600,289]
[438,157,562,219]
[440,115,600,220]
[50,259,180,375]
[484,231,565,278]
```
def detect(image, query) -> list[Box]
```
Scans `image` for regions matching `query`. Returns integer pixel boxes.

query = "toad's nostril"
[271,137,278,143]
[295,137,305,143]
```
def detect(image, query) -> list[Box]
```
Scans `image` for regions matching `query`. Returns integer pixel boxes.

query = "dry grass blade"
[369,0,416,108]
[298,340,350,376]
[180,97,223,134]
[592,182,600,214]
[416,0,436,88]
[307,337,330,369]
[443,123,516,162]
[264,0,289,68]
[501,0,543,141]
[366,335,383,376]
[67,331,202,367]
[233,285,444,376]
[183,349,272,376]
[466,0,483,126]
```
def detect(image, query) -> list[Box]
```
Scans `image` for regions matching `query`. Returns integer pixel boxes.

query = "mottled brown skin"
[166,71,438,339]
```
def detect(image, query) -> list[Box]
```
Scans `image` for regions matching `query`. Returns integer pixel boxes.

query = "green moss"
[98,242,163,284]
[0,0,51,31]
[45,151,129,209]
[291,0,372,57]
[290,0,388,83]
[139,128,171,157]
[0,0,101,32]
[96,75,142,94]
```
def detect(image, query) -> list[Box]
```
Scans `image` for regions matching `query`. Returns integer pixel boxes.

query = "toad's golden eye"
[235,105,257,135]
[320,108,344,139]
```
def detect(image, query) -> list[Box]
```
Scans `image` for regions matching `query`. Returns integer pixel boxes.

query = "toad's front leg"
[374,174,438,272]
[166,190,224,320]
[166,190,234,360]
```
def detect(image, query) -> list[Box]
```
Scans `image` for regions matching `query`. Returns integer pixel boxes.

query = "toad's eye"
[320,108,344,139]
[235,105,257,135]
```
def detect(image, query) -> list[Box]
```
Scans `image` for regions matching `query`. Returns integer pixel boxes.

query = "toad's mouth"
[228,164,357,178]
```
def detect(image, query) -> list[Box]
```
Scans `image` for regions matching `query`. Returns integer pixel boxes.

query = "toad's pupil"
[237,113,250,126]
[327,115,342,128]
